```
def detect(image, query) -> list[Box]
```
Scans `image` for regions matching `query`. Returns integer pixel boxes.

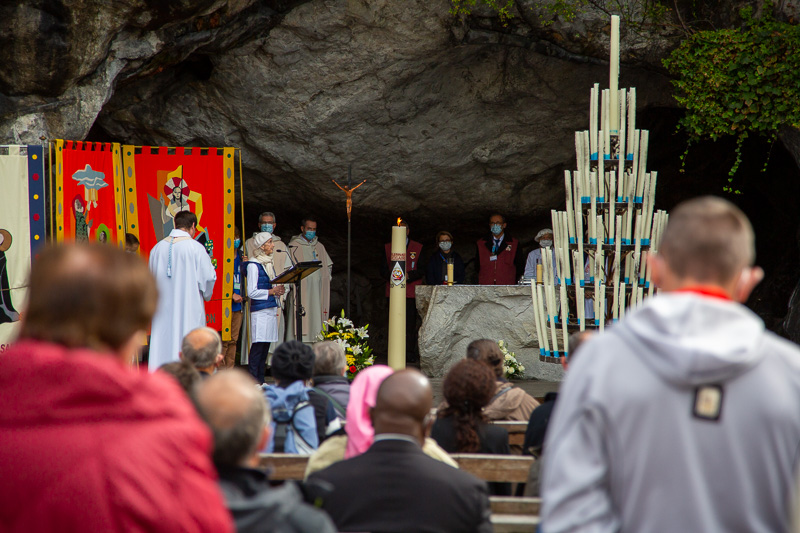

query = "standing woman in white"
[246,232,285,383]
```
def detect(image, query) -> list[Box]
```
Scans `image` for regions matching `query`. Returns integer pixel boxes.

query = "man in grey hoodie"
[541,196,800,532]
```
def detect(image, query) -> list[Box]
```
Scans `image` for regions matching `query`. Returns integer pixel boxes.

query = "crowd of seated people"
[10,195,800,533]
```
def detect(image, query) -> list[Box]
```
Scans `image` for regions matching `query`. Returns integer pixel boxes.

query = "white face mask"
[539,239,553,248]
[439,241,452,252]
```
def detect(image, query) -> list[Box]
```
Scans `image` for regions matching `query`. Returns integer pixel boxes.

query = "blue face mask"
[439,241,452,252]
[304,230,316,241]
[234,238,241,249]
[260,223,274,233]
[490,224,503,236]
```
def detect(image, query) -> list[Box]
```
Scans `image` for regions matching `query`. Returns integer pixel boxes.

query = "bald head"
[195,370,270,467]
[371,369,433,444]
[181,327,222,370]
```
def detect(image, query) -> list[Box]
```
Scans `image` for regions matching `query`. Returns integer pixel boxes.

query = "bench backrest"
[492,420,528,448]
[258,453,309,480]
[260,451,535,484]
[450,453,534,483]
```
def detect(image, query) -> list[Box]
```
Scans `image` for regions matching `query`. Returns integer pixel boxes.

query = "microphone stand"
[280,246,305,341]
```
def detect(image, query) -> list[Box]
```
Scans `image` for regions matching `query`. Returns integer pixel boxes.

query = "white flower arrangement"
[316,310,374,379]
[498,339,525,379]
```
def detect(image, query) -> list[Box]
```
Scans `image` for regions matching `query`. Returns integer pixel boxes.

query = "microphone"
[278,248,296,267]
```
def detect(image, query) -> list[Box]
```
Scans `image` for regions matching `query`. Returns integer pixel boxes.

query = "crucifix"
[332,164,366,317]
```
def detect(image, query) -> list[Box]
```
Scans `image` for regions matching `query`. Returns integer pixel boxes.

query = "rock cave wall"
[3,0,800,362]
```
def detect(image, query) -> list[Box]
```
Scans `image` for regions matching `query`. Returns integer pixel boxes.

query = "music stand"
[272,261,322,341]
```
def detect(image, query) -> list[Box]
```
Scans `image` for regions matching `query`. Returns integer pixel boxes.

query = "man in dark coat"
[195,370,336,533]
[309,369,492,533]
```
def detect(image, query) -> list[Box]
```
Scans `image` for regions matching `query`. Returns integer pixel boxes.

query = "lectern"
[272,261,322,341]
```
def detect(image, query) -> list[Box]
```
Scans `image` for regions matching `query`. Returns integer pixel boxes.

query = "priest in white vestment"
[286,216,332,344]
[148,211,216,371]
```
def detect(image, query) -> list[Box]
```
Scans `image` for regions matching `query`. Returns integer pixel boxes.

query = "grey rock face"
[416,285,564,381]
[95,0,675,223]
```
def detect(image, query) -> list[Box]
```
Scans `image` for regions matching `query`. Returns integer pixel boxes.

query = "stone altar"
[416,285,564,381]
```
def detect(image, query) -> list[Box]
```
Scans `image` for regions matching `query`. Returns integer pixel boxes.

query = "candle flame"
[397,217,402,226]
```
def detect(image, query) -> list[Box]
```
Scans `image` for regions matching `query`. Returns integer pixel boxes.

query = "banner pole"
[48,141,53,242]
[237,149,250,351]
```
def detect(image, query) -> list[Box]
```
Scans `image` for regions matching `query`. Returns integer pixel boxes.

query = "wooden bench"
[259,453,540,532]
[258,453,309,480]
[259,452,536,484]
[492,420,528,449]
[491,513,540,532]
[490,496,540,515]
[450,453,534,483]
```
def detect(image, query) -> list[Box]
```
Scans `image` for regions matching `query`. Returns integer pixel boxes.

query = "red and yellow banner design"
[122,146,235,339]
[54,140,124,246]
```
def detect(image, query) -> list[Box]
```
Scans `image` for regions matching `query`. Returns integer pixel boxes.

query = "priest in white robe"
[148,211,216,370]
[286,216,332,344]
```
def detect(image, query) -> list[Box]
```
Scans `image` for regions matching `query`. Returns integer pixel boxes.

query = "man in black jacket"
[309,369,492,533]
[195,370,335,533]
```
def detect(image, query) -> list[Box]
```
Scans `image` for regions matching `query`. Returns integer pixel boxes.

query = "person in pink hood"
[304,365,456,476]
[0,243,233,533]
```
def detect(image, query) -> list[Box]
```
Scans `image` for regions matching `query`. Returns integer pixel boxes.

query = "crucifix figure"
[332,178,366,221]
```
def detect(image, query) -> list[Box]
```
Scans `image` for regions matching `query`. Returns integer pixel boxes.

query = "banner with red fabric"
[122,146,236,339]
[54,140,125,246]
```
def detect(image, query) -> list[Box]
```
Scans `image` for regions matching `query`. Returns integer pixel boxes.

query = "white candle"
[603,90,611,161]
[619,281,627,318]
[590,171,598,244]
[639,250,648,286]
[612,215,622,319]
[388,221,407,369]
[599,282,606,332]
[551,210,561,282]
[577,282,586,331]
[565,171,575,244]
[575,171,585,271]
[636,130,649,201]
[609,170,616,243]
[627,88,636,156]
[618,88,627,168]
[596,214,604,258]
[645,171,658,239]
[559,271,569,354]
[535,284,550,354]
[609,15,620,133]
[631,249,640,305]
[530,284,544,356]
[591,83,600,159]
[631,129,641,201]
[583,130,591,197]
[598,134,605,202]
[640,174,651,241]
[544,248,560,354]
[637,286,644,306]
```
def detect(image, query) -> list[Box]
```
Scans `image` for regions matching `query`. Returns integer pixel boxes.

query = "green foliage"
[449,0,667,29]
[663,8,800,178]
[450,0,516,23]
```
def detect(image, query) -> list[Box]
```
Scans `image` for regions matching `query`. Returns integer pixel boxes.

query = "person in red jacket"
[476,213,525,285]
[0,243,234,533]
[383,220,424,363]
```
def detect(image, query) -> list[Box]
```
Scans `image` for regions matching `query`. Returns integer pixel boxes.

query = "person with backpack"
[262,341,319,454]
[308,341,351,443]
